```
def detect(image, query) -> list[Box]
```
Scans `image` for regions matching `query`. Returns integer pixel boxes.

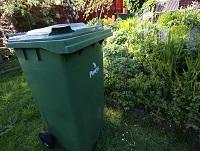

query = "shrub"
[124,0,148,13]
[103,8,200,126]
[2,0,56,31]
[158,8,200,28]
[2,0,114,31]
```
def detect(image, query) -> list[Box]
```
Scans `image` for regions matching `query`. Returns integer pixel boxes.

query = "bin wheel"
[39,131,56,149]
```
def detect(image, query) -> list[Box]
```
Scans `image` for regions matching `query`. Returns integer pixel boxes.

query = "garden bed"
[100,7,200,128]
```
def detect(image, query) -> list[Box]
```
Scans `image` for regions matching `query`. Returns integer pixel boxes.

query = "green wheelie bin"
[7,23,112,151]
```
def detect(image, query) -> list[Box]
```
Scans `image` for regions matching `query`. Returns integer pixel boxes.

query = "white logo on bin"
[89,62,100,79]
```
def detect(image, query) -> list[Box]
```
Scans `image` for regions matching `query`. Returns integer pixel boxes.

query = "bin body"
[8,23,111,151]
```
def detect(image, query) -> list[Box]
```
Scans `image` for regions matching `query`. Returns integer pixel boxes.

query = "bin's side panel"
[58,43,104,151]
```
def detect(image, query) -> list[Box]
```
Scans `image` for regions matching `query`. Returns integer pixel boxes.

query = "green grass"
[0,60,199,151]
[0,58,20,74]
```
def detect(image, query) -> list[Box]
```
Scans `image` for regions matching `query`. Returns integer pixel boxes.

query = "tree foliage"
[124,0,148,12]
[70,0,113,19]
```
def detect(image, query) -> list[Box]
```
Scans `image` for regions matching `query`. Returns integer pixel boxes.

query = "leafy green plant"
[2,0,56,31]
[124,0,148,13]
[83,0,113,19]
[2,0,115,31]
[103,7,200,126]
[141,0,156,11]
[158,8,200,28]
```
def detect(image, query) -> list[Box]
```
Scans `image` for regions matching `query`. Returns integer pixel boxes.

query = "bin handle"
[49,26,74,35]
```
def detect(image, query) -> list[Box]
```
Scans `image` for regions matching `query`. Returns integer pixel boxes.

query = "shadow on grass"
[96,107,200,151]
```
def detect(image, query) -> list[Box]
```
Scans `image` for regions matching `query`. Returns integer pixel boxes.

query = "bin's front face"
[14,42,104,151]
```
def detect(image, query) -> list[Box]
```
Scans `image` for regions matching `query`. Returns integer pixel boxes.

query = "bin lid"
[7,23,112,54]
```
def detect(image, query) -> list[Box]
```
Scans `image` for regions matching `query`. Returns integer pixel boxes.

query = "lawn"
[0,59,199,151]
